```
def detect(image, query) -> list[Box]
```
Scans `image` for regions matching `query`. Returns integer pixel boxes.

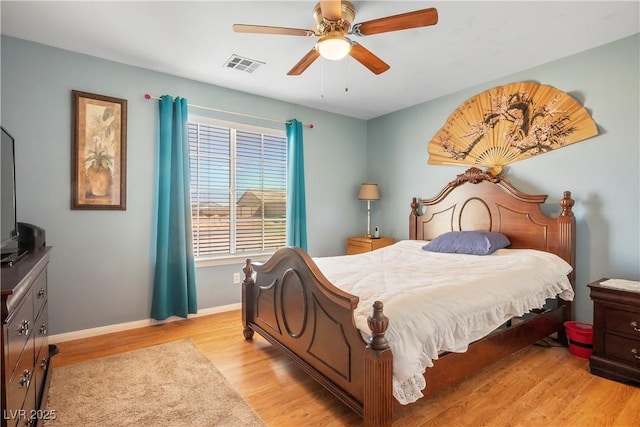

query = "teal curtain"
[151,95,197,320]
[285,119,307,251]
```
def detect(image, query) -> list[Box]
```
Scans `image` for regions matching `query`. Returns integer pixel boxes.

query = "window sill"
[195,253,273,268]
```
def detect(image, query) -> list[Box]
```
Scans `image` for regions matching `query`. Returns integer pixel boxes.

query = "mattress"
[313,239,574,404]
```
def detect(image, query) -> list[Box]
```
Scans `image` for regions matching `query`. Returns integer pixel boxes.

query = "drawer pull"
[18,319,31,336]
[38,288,46,298]
[633,348,640,360]
[19,369,31,388]
[632,321,640,332]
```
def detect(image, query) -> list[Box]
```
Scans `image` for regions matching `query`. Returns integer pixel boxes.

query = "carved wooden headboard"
[409,167,576,284]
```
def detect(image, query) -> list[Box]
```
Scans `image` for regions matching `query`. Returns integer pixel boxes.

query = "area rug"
[44,339,265,427]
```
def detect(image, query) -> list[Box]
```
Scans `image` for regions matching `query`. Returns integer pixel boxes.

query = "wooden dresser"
[588,278,640,385]
[1,247,54,427]
[346,236,395,255]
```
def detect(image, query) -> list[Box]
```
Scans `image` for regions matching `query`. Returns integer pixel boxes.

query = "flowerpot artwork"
[71,90,127,210]
[87,165,112,197]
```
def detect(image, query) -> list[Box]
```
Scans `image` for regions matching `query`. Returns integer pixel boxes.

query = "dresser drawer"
[346,236,395,255]
[31,290,48,418]
[371,237,395,250]
[347,240,372,254]
[33,269,48,319]
[6,290,34,380]
[34,335,49,407]
[604,306,640,338]
[603,333,640,367]
[34,302,49,370]
[7,345,35,425]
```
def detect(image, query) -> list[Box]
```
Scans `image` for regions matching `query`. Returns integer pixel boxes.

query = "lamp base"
[364,233,372,238]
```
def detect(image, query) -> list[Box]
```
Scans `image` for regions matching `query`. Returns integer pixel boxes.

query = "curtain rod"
[144,94,314,128]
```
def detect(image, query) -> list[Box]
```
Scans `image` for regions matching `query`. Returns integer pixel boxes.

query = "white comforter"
[313,240,574,405]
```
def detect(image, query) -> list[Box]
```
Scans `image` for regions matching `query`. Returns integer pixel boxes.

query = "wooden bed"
[241,167,576,426]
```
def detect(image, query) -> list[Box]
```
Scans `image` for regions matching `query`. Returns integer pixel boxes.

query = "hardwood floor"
[52,310,640,427]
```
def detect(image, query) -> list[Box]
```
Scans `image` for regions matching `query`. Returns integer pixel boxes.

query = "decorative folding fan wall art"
[427,82,598,175]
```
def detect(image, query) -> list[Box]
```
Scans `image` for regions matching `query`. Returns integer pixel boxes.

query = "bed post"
[558,191,576,286]
[364,301,393,427]
[558,191,576,335]
[409,197,419,240]
[242,259,255,340]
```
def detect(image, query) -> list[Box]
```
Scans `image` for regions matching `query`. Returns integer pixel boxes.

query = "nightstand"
[588,278,640,385]
[346,236,395,255]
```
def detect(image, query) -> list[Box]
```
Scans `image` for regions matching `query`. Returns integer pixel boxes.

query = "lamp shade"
[316,35,351,61]
[358,183,380,201]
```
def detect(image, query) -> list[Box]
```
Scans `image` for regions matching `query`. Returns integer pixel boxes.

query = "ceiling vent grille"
[224,54,264,73]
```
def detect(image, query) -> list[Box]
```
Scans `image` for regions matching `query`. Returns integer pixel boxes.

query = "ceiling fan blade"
[352,7,438,36]
[287,49,320,75]
[233,24,315,37]
[349,43,390,75]
[319,1,342,21]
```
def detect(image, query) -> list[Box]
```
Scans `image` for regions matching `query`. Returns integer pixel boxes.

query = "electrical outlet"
[233,272,241,284]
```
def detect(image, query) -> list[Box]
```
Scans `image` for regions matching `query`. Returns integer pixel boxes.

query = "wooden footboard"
[242,247,393,426]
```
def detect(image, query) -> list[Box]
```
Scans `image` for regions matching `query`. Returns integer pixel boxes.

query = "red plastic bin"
[564,321,593,359]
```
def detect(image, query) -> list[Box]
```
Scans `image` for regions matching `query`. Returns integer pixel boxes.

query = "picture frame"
[71,90,127,210]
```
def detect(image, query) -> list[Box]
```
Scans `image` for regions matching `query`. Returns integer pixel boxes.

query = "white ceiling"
[1,1,638,120]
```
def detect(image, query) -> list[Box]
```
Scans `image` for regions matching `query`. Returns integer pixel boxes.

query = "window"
[188,116,287,262]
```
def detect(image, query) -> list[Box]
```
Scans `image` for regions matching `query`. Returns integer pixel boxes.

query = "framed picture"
[71,90,127,210]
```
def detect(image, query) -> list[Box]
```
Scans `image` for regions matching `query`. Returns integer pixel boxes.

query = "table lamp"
[358,183,380,238]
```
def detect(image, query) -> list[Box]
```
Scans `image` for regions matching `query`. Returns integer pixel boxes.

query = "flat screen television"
[1,126,20,264]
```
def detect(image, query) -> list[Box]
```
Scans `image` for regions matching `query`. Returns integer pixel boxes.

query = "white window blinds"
[188,119,287,259]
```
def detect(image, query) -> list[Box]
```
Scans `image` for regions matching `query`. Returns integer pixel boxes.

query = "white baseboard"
[48,303,241,344]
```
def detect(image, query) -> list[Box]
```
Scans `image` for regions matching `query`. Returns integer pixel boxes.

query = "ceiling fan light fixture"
[316,35,351,61]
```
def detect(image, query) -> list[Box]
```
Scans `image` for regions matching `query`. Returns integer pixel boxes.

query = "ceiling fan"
[233,1,438,76]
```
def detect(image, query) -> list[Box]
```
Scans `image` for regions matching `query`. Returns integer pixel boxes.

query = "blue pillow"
[422,231,511,255]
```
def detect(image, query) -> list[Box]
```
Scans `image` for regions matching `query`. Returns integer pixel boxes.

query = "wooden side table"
[588,278,640,385]
[346,236,395,255]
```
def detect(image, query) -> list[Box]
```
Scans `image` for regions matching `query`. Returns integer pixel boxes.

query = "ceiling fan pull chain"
[320,57,325,99]
[345,57,349,93]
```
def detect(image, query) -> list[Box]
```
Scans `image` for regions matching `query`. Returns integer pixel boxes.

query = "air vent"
[224,54,264,73]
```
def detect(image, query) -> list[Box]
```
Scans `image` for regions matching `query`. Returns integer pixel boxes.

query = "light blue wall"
[367,34,640,323]
[1,36,367,334]
[2,33,638,334]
